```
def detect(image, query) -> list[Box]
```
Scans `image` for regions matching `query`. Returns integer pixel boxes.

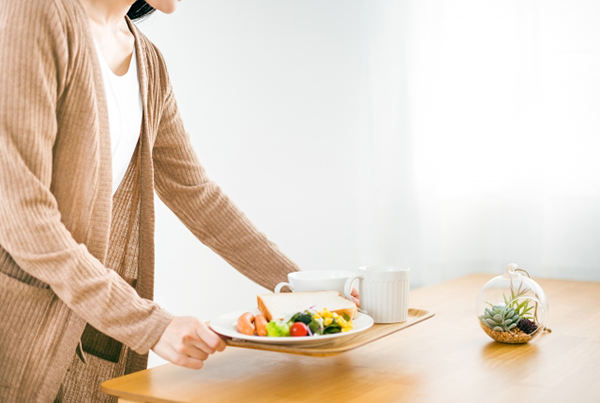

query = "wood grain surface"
[102,274,600,403]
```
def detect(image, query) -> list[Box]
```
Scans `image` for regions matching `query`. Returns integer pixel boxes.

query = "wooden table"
[102,274,600,403]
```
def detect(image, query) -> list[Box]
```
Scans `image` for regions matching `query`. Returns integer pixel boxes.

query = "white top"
[94,41,143,195]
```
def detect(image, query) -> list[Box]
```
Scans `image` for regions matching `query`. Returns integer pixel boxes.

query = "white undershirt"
[94,41,143,195]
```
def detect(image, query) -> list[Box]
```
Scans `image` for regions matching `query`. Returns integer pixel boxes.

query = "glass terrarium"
[476,263,549,344]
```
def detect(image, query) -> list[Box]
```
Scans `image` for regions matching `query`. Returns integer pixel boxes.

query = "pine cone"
[517,318,538,334]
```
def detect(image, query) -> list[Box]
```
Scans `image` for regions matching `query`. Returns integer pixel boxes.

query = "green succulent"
[479,305,521,332]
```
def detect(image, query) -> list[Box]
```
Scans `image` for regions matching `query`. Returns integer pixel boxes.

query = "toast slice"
[257,291,358,321]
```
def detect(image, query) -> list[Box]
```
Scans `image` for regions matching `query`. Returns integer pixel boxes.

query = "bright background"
[139,0,600,367]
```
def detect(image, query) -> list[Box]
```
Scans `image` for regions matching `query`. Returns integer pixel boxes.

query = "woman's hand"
[351,287,360,307]
[151,316,226,369]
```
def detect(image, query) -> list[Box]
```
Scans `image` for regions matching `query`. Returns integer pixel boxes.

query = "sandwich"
[257,290,358,322]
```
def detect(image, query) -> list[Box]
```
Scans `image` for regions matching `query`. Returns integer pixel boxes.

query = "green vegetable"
[274,308,353,337]
[288,310,324,335]
[290,311,313,326]
[324,321,341,334]
[266,319,291,337]
[308,316,324,335]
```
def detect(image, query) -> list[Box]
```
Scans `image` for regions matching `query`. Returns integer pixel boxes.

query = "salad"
[237,308,354,337]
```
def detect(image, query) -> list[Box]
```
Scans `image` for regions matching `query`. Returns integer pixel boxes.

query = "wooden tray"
[222,308,434,357]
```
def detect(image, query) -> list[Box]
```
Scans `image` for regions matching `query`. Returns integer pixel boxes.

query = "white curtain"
[356,0,600,287]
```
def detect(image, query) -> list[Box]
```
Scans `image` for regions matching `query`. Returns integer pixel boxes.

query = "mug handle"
[344,274,364,301]
[274,282,294,293]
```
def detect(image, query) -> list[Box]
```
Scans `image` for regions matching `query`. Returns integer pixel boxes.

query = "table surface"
[102,274,600,403]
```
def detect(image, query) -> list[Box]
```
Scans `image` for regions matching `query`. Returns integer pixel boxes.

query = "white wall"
[138,1,600,367]
[139,1,363,367]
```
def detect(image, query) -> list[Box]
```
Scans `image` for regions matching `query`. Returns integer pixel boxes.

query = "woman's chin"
[147,0,179,14]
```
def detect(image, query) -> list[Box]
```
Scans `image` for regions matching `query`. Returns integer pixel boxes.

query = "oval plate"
[209,310,374,346]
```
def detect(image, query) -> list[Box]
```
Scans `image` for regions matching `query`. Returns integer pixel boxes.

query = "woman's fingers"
[188,337,219,355]
[179,319,225,358]
[152,316,226,370]
[179,342,210,361]
[351,287,360,307]
[153,340,205,370]
[195,321,227,352]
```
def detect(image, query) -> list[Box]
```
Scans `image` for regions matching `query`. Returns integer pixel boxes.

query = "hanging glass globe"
[476,263,549,344]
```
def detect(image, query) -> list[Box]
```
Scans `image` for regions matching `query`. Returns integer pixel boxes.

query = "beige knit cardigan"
[0,0,299,401]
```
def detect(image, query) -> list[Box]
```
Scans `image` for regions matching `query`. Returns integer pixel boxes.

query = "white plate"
[209,310,374,346]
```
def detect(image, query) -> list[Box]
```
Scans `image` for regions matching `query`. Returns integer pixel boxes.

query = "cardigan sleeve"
[0,0,172,354]
[152,66,300,292]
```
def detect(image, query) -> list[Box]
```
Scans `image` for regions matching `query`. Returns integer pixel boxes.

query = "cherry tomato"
[290,322,309,337]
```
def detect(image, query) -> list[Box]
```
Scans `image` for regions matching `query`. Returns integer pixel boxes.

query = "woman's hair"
[127,0,156,21]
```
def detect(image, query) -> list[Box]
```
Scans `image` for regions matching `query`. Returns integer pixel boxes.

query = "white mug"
[274,270,356,294]
[344,265,410,323]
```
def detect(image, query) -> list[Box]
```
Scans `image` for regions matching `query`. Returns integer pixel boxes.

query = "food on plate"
[234,291,357,337]
[290,322,309,337]
[235,308,354,338]
[254,314,268,336]
[265,319,291,337]
[236,312,256,336]
[257,291,358,322]
[313,308,353,333]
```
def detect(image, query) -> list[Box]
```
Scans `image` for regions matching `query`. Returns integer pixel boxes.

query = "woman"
[0,0,302,401]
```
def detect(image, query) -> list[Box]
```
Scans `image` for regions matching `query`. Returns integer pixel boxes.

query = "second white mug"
[344,265,410,323]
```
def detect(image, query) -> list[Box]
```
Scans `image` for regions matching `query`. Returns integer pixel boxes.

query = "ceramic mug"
[344,265,410,323]
[274,270,356,294]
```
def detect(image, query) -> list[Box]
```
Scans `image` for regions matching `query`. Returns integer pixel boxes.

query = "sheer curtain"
[356,0,600,287]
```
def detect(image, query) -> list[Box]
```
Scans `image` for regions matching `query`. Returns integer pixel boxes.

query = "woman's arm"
[0,0,171,355]
[152,60,300,291]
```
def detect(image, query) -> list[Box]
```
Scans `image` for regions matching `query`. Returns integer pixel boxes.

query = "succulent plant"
[517,318,538,334]
[479,304,521,332]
